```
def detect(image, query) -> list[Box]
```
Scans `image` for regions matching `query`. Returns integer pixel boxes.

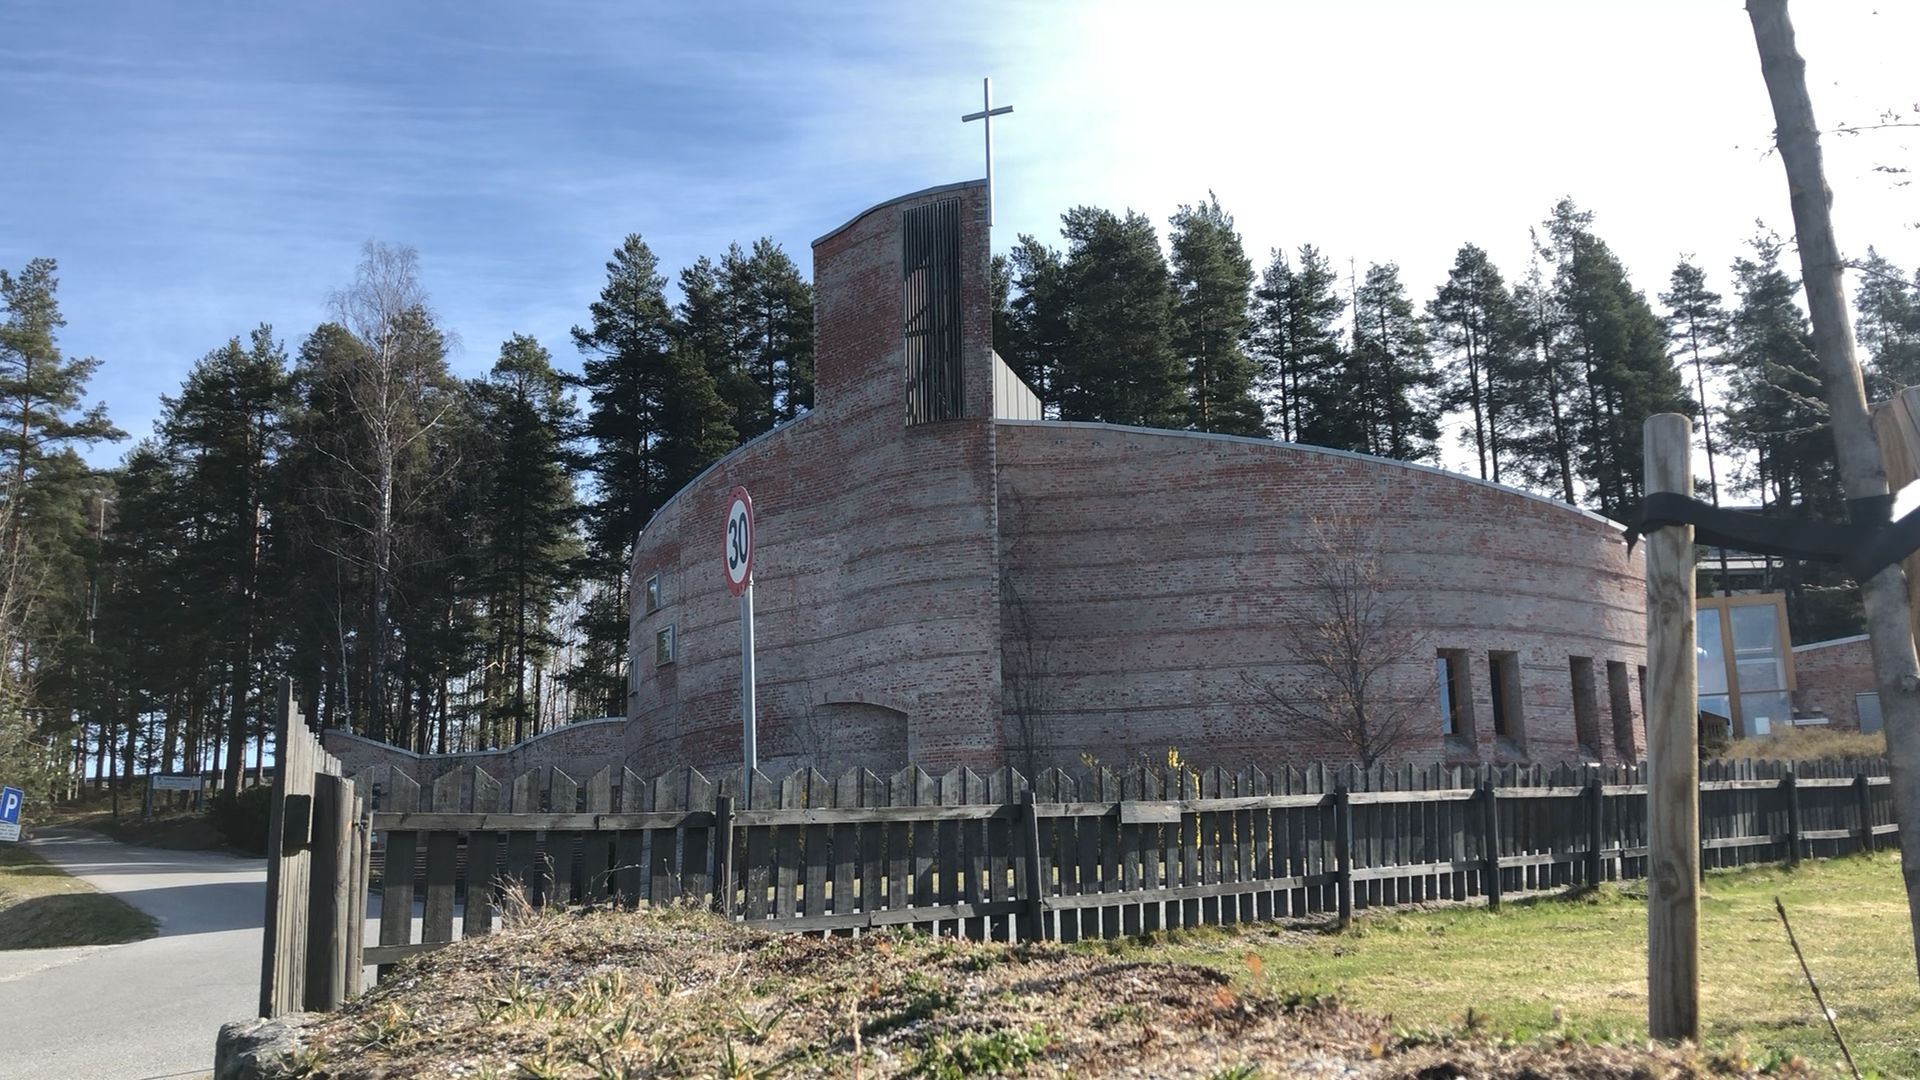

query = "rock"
[214,1013,322,1080]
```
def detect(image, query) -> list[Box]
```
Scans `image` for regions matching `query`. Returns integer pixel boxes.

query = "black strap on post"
[1624,491,1920,580]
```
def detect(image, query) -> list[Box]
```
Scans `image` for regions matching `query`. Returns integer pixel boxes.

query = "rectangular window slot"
[1488,650,1523,747]
[1608,661,1636,758]
[655,625,677,667]
[1569,656,1600,757]
[644,572,663,614]
[1437,649,1473,744]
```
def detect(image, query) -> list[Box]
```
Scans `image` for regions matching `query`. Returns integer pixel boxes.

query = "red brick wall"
[995,422,1649,770]
[1792,635,1874,729]
[624,181,1005,778]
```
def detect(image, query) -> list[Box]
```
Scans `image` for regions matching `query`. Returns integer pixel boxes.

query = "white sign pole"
[726,488,757,810]
[740,578,756,808]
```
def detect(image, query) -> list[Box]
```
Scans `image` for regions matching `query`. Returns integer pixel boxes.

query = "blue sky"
[5,1,1919,470]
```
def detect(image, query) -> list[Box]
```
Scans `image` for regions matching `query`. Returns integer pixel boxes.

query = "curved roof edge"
[996,418,1627,532]
[812,178,987,248]
[635,411,818,555]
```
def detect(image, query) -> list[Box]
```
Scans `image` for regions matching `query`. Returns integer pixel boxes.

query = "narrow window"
[1607,661,1635,757]
[644,572,663,614]
[1488,651,1523,745]
[655,625,677,667]
[627,651,641,695]
[1569,656,1600,757]
[1437,649,1472,741]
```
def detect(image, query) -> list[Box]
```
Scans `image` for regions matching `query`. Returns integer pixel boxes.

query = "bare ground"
[283,904,1825,1080]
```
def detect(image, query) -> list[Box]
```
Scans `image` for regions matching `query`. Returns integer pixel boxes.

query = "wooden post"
[305,772,355,1011]
[1018,790,1045,942]
[1333,785,1354,929]
[1479,778,1502,912]
[1585,775,1606,888]
[259,679,318,1019]
[712,795,735,917]
[1783,769,1803,866]
[1645,411,1700,1042]
[347,790,369,1000]
[1856,772,1875,855]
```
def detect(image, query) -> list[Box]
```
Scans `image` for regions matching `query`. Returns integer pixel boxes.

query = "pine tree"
[0,258,123,791]
[1055,207,1185,428]
[1168,194,1265,436]
[1309,262,1439,461]
[571,235,732,716]
[1659,260,1731,508]
[1428,245,1526,483]
[732,239,815,432]
[1506,242,1582,503]
[1248,246,1346,444]
[158,326,291,793]
[1854,248,1920,396]
[474,335,580,744]
[996,236,1070,414]
[1721,233,1852,640]
[1539,199,1688,521]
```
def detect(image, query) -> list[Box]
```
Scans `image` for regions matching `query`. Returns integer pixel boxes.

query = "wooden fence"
[343,755,1897,978]
[259,680,370,1018]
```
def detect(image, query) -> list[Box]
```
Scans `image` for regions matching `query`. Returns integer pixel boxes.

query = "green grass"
[0,843,157,949]
[1132,854,1920,1079]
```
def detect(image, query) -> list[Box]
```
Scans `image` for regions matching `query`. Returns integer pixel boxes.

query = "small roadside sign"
[0,785,22,843]
[150,774,200,791]
[725,486,754,597]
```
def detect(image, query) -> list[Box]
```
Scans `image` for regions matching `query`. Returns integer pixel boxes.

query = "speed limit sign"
[725,487,753,596]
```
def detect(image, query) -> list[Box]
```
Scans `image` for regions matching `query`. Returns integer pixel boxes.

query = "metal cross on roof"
[961,77,1013,226]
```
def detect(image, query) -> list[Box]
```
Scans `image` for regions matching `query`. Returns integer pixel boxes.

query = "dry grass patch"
[0,843,157,949]
[1712,728,1885,762]
[289,901,1826,1080]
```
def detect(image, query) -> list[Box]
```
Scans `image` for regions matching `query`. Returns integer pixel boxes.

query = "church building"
[621,180,1649,779]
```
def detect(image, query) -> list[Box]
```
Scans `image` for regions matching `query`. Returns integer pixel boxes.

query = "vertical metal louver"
[903,198,964,424]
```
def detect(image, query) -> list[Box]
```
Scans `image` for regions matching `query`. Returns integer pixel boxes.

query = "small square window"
[644,572,663,614]
[655,625,676,666]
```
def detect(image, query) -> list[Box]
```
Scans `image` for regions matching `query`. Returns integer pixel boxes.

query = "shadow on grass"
[0,891,158,949]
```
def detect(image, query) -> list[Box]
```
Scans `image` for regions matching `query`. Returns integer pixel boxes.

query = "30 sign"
[725,487,754,597]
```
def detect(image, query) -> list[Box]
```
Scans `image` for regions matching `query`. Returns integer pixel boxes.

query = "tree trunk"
[1748,0,1920,981]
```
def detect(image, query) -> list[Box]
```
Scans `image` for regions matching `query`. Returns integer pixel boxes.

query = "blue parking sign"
[0,785,19,842]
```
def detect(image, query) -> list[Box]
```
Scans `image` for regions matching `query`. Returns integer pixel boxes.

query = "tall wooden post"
[1333,786,1354,929]
[1017,791,1046,942]
[1645,412,1700,1042]
[1585,774,1606,887]
[1479,777,1502,912]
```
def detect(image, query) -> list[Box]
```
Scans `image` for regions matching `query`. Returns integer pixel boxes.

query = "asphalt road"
[0,829,266,1080]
